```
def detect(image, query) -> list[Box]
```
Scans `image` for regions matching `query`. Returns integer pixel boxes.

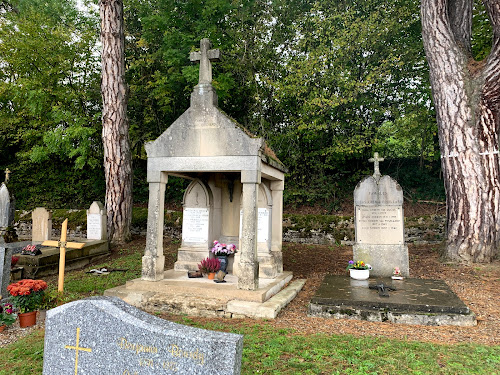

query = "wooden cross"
[190,38,220,84]
[369,152,384,180]
[65,327,92,375]
[42,218,85,292]
[4,168,10,183]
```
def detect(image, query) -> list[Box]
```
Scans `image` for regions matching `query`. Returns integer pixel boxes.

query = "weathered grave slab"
[43,296,243,375]
[308,275,476,326]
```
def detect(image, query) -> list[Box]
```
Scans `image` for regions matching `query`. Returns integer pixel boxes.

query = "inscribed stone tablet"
[43,297,243,375]
[182,208,209,243]
[87,214,102,240]
[355,206,404,245]
[257,208,269,243]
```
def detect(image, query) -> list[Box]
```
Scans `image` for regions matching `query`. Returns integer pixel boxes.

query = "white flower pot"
[349,268,370,280]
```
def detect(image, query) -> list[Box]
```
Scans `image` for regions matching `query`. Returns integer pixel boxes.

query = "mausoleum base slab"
[105,270,305,319]
[308,275,476,326]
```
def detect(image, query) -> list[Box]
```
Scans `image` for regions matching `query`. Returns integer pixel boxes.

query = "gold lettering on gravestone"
[65,327,92,375]
[169,344,205,365]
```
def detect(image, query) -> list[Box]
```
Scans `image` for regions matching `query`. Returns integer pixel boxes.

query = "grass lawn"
[0,240,498,374]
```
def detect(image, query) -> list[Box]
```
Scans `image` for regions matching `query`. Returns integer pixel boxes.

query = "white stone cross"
[190,38,220,84]
[369,152,384,179]
[4,169,10,183]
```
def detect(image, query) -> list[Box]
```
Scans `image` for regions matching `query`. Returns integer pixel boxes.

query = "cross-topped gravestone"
[4,168,10,184]
[369,152,384,180]
[190,38,220,84]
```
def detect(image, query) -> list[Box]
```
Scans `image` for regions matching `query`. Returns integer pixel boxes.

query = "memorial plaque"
[87,214,102,239]
[43,297,243,375]
[239,208,269,243]
[182,208,209,243]
[355,206,404,244]
[257,208,269,243]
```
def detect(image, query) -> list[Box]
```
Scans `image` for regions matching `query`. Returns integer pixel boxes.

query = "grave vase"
[0,325,5,333]
[217,256,228,273]
[18,311,37,328]
[349,269,370,280]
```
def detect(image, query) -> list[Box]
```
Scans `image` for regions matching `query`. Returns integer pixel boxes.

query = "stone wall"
[13,210,445,245]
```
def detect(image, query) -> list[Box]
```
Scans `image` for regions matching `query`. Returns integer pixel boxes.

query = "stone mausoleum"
[107,39,304,318]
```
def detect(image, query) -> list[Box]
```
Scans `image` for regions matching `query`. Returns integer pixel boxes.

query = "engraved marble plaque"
[355,206,404,244]
[182,208,209,244]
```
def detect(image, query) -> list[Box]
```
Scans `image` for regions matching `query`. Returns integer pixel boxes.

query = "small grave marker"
[42,219,85,292]
[43,297,243,375]
[86,201,107,240]
[32,207,52,242]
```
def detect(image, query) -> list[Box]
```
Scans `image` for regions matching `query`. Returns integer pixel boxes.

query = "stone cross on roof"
[4,168,10,183]
[190,38,220,85]
[369,152,384,180]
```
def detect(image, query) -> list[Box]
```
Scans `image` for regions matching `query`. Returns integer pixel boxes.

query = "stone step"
[226,279,306,319]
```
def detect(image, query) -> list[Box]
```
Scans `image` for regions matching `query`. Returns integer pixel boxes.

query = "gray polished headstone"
[43,297,243,375]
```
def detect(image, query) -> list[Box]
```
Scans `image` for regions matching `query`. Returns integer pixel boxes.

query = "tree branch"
[447,0,472,55]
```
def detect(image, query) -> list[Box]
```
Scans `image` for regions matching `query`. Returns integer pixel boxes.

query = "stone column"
[270,180,284,274]
[142,173,167,281]
[238,170,260,290]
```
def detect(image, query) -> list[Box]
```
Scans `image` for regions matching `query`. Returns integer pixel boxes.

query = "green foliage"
[1,0,493,208]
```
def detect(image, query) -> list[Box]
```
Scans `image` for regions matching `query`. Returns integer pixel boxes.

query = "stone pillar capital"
[241,170,261,184]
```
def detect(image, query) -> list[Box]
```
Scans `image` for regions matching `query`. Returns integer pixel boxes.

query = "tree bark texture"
[100,0,132,243]
[421,0,500,262]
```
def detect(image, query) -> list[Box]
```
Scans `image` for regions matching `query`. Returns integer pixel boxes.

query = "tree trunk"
[100,0,132,243]
[421,0,500,262]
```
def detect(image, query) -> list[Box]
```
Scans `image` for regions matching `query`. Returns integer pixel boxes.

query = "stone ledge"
[307,304,477,326]
[104,272,304,319]
[227,279,306,319]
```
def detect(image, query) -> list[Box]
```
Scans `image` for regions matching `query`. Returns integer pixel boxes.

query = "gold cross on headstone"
[65,327,92,375]
[4,168,10,183]
[190,38,220,84]
[369,152,384,180]
[42,218,85,292]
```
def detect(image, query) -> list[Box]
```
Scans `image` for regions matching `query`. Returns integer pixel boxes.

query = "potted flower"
[211,240,237,273]
[0,303,16,332]
[197,257,221,280]
[346,260,372,280]
[7,279,48,327]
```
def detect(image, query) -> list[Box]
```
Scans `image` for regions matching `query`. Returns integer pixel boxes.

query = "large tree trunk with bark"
[100,0,132,243]
[421,0,500,262]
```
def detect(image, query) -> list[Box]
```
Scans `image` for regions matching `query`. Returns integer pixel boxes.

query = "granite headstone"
[87,201,107,240]
[32,207,52,242]
[43,296,243,375]
[352,153,409,277]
